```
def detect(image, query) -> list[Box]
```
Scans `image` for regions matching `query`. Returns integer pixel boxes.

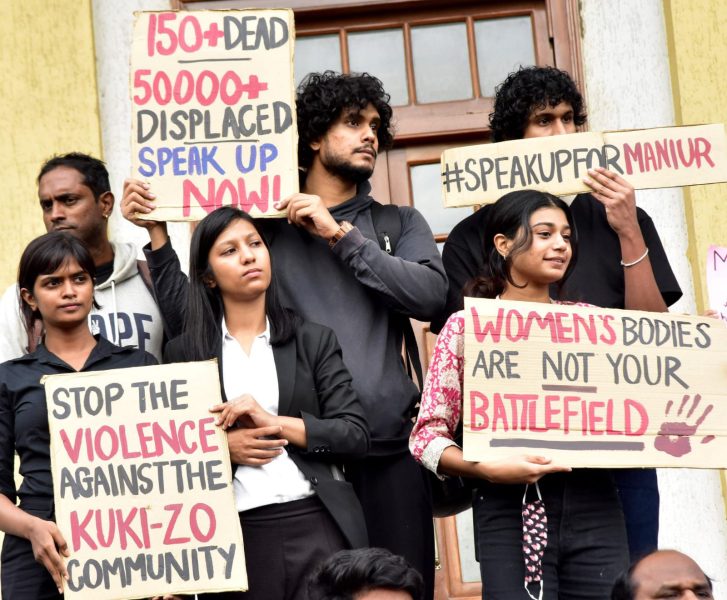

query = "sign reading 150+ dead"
[131,10,298,221]
[462,298,727,468]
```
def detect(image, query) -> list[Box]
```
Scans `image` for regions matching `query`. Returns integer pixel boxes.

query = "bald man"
[611,549,713,599]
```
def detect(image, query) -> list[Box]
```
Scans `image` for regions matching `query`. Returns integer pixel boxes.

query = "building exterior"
[2,1,726,597]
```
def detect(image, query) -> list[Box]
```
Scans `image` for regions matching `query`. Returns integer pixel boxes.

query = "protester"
[0,153,166,361]
[611,549,713,599]
[308,547,424,600]
[122,71,446,598]
[0,232,156,599]
[163,206,370,600]
[411,190,629,599]
[432,66,682,560]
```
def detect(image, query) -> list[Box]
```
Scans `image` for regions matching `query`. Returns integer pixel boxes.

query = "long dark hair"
[184,206,297,360]
[18,231,97,331]
[464,190,578,299]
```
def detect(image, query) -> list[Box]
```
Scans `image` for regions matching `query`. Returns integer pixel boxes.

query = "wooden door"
[178,1,584,596]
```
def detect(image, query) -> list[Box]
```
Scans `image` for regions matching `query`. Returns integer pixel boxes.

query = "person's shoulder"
[441,310,466,334]
[295,319,335,341]
[253,216,287,236]
[101,338,157,366]
[292,320,340,353]
[448,205,490,238]
[634,205,654,223]
[164,332,195,360]
[575,192,655,224]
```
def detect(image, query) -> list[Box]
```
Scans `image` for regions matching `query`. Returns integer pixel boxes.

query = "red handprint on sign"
[654,394,715,458]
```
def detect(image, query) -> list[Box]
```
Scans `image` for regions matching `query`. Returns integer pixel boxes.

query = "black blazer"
[164,321,370,548]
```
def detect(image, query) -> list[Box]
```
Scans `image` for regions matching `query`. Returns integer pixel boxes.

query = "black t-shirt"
[95,259,114,285]
[431,193,682,333]
[0,337,157,506]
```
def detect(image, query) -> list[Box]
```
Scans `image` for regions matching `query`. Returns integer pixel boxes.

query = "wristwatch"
[329,221,354,248]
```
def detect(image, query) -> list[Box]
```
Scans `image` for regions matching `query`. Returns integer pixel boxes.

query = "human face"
[20,258,94,330]
[523,102,577,138]
[633,551,713,599]
[501,206,572,288]
[38,167,112,244]
[312,103,381,183]
[206,218,271,303]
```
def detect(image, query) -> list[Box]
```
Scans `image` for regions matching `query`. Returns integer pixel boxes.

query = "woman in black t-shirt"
[0,232,156,599]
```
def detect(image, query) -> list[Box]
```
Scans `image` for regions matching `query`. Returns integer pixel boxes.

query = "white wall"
[93,0,191,272]
[581,0,727,589]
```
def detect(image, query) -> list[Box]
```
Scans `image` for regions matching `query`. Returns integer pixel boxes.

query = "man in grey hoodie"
[0,153,166,360]
[122,72,446,599]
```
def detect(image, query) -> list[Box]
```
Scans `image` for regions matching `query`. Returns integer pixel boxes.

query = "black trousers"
[346,451,435,600]
[473,470,629,600]
[200,495,346,600]
[614,468,659,560]
[1,500,61,600]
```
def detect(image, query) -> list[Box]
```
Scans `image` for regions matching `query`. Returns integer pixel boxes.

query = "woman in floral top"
[411,190,628,600]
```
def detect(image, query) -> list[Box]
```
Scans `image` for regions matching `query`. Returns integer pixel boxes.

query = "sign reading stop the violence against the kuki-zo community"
[442,124,727,207]
[462,298,727,468]
[44,361,246,600]
[131,9,298,221]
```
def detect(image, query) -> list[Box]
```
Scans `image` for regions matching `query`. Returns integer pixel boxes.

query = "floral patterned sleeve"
[409,311,466,477]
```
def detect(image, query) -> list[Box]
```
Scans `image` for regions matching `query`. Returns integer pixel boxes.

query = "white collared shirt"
[221,317,313,512]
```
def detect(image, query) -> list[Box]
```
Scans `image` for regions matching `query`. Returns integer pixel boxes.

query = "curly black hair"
[296,71,394,169]
[489,66,587,142]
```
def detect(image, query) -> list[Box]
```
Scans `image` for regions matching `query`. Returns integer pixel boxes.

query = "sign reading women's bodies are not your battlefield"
[442,124,727,207]
[44,361,246,599]
[131,10,298,221]
[462,298,727,468]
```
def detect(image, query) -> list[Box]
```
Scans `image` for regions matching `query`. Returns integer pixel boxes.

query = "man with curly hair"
[431,66,681,562]
[264,71,443,599]
[122,71,444,599]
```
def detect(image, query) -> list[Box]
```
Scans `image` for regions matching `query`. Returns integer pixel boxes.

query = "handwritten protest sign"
[461,298,727,468]
[130,10,298,221]
[442,124,727,207]
[44,361,246,599]
[707,245,727,324]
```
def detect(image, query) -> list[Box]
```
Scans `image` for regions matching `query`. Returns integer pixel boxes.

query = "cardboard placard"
[442,124,727,207]
[461,298,727,468]
[708,245,727,324]
[44,361,246,599]
[130,10,298,221]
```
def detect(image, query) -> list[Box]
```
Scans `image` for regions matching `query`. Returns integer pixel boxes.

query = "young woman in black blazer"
[163,207,369,600]
[0,232,156,599]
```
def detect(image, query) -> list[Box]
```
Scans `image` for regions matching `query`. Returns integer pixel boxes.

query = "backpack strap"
[369,202,424,392]
[369,201,402,255]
